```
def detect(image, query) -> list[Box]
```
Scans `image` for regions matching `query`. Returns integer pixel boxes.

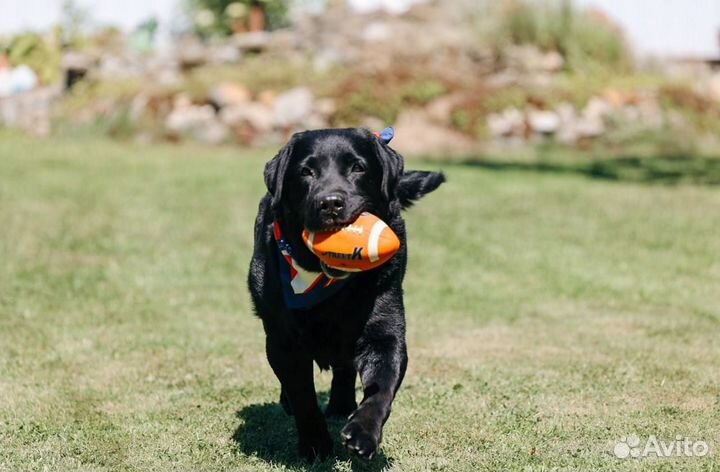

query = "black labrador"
[247,128,444,461]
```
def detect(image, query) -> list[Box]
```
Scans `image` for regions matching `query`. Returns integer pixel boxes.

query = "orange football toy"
[302,213,401,272]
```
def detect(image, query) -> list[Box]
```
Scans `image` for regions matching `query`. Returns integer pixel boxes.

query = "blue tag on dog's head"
[374,127,394,144]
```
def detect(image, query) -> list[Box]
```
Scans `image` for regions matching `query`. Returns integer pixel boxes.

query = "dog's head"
[264,128,397,232]
[264,128,445,232]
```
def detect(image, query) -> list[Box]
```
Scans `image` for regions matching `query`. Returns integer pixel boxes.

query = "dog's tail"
[397,170,446,209]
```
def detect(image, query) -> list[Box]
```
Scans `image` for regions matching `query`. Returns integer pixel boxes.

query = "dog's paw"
[340,419,380,460]
[298,431,334,463]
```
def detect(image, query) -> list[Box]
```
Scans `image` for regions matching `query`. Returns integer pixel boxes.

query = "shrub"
[187,0,289,36]
[470,0,632,73]
[658,84,720,136]
[402,80,446,105]
[331,71,449,126]
[6,33,62,84]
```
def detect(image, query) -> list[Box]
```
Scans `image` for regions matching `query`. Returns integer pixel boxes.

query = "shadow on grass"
[444,155,720,185]
[232,395,392,472]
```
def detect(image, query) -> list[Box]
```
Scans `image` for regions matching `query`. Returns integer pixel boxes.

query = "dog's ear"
[397,170,446,209]
[264,134,298,210]
[373,139,405,202]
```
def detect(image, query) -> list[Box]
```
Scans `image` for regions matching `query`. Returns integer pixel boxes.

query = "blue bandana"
[273,221,352,310]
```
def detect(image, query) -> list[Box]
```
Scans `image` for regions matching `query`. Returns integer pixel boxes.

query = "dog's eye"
[300,167,314,177]
[351,162,365,173]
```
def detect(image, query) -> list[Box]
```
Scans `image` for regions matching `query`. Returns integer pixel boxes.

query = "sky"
[0,0,179,34]
[1,0,719,58]
[576,0,720,58]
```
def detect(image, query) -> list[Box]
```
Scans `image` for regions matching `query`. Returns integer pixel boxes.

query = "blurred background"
[2,0,720,172]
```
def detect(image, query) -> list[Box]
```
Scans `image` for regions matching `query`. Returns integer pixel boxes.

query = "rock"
[314,98,336,118]
[601,88,625,108]
[176,38,207,70]
[265,30,297,52]
[156,68,183,88]
[486,71,520,88]
[487,113,507,137]
[348,0,423,14]
[424,94,464,126]
[570,97,612,139]
[635,99,663,129]
[166,104,215,133]
[232,32,271,53]
[556,127,578,145]
[575,117,604,138]
[173,93,193,110]
[257,90,277,107]
[362,22,392,42]
[143,56,182,87]
[61,51,96,71]
[392,108,476,155]
[273,87,314,128]
[600,88,641,108]
[555,102,579,144]
[487,108,524,137]
[165,104,228,144]
[527,109,560,134]
[708,73,720,103]
[583,97,612,122]
[555,102,577,123]
[303,113,328,130]
[208,44,242,64]
[0,86,60,136]
[210,82,251,109]
[194,120,230,144]
[220,102,274,131]
[505,45,564,73]
[97,54,143,80]
[313,47,346,73]
[540,51,564,72]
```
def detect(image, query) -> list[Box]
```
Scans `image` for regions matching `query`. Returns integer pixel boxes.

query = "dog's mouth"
[318,223,348,232]
[319,261,352,279]
[307,207,366,233]
[309,217,353,233]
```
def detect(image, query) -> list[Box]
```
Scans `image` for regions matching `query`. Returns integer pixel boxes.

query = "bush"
[471,0,632,73]
[6,33,62,84]
[187,0,289,36]
[330,71,450,126]
[402,80,446,105]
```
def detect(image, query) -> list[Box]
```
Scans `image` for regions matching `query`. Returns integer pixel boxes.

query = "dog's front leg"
[266,336,333,462]
[325,366,358,418]
[341,305,408,460]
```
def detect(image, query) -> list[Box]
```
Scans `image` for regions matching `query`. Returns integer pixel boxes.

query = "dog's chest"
[294,302,364,369]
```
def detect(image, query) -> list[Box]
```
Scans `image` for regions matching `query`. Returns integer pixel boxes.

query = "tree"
[188,0,289,36]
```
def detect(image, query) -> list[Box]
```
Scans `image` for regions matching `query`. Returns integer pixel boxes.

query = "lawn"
[1,132,719,472]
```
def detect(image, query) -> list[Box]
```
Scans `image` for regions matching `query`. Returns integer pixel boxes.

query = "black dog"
[247,128,444,461]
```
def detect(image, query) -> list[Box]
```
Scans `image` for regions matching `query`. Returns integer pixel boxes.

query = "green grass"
[1,132,719,471]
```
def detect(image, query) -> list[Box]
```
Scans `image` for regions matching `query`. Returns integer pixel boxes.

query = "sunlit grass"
[1,132,719,471]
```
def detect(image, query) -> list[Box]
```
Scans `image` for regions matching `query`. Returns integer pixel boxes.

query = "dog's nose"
[319,194,345,217]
